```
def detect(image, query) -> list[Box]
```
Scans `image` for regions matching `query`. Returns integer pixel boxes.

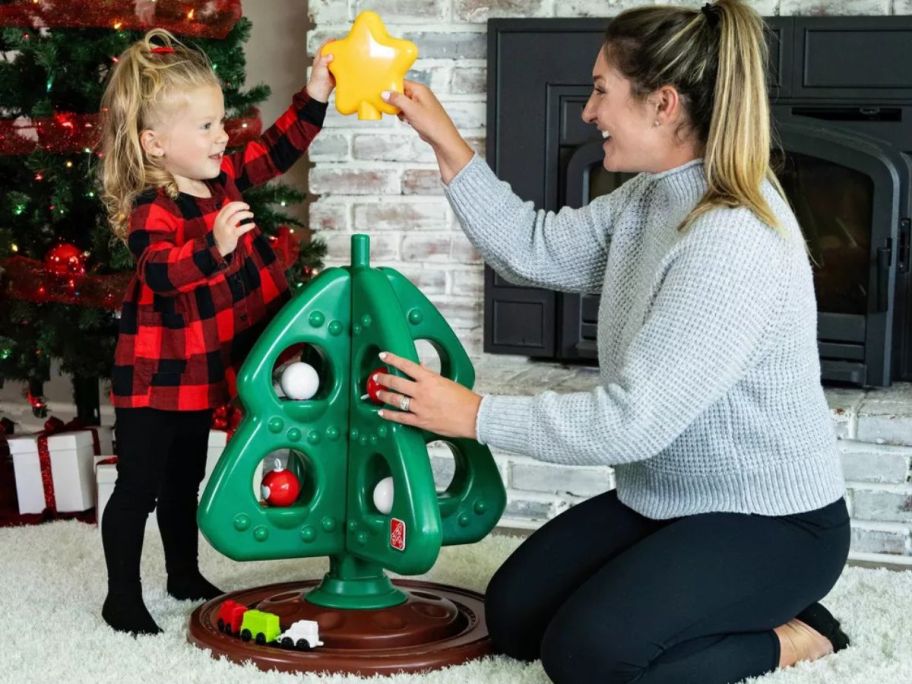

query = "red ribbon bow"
[150,46,175,54]
[35,416,103,513]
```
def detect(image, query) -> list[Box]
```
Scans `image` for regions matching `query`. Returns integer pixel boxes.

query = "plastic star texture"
[322,11,418,120]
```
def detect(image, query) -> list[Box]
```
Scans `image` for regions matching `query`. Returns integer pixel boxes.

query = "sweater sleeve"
[223,89,327,192]
[445,154,643,295]
[127,195,228,296]
[475,214,791,466]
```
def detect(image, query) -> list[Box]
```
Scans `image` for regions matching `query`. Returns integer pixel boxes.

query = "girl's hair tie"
[701,3,721,28]
[150,46,175,55]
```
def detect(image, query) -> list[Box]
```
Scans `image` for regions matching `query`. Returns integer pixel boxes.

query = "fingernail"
[372,374,379,383]
[378,410,384,417]
[379,351,388,359]
[380,90,390,101]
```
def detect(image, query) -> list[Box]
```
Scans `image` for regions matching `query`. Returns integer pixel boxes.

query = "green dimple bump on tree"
[198,234,506,610]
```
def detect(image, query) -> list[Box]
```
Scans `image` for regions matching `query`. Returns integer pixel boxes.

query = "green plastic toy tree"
[199,234,506,610]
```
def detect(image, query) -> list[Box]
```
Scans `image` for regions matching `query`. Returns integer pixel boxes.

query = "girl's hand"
[212,201,255,256]
[307,42,336,103]
[374,351,482,440]
[381,81,474,183]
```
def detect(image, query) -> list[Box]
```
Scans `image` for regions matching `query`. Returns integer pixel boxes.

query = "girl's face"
[581,48,689,174]
[143,85,229,192]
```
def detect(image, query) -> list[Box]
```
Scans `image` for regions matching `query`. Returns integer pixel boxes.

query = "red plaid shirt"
[111,91,326,410]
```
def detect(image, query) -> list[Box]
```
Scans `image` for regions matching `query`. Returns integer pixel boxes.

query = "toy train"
[216,599,324,650]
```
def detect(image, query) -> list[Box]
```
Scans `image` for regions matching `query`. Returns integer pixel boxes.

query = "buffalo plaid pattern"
[111,91,327,410]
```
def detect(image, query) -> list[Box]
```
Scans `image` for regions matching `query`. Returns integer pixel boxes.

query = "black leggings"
[485,489,850,684]
[102,408,211,594]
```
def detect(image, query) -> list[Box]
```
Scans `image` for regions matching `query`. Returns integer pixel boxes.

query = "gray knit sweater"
[445,154,845,519]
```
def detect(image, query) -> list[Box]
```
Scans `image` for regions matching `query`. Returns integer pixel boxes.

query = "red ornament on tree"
[44,243,86,278]
[365,366,388,403]
[261,461,300,507]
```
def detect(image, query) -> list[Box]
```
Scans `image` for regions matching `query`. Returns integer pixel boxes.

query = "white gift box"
[95,460,117,531]
[9,430,96,514]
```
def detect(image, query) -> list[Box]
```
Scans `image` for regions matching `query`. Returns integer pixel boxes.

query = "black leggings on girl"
[485,489,850,683]
[101,407,221,635]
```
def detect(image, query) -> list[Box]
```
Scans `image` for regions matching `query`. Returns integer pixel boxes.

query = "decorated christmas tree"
[0,0,325,420]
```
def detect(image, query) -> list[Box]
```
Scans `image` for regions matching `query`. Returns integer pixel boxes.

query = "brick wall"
[307,0,912,566]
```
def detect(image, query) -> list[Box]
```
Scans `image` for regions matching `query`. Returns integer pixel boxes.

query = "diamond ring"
[399,396,411,412]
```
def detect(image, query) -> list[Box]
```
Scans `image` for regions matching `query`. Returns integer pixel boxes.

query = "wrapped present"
[95,458,117,532]
[9,428,96,514]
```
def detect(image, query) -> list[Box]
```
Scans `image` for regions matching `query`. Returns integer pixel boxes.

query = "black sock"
[796,603,850,652]
[167,571,223,601]
[102,592,162,636]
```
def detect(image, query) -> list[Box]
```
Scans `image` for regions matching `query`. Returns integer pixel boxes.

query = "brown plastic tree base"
[187,579,491,676]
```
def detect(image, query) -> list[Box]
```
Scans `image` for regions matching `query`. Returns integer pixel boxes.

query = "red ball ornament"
[261,465,300,507]
[365,366,387,404]
[44,243,86,278]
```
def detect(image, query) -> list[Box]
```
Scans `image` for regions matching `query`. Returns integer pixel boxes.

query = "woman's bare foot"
[774,619,834,668]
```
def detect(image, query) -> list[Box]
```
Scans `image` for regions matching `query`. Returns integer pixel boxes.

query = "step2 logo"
[390,517,406,551]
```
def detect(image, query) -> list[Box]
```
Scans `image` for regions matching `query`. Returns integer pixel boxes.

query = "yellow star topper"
[322,11,418,120]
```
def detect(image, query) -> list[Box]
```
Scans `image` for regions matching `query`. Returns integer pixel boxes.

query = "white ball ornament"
[280,362,320,401]
[372,476,394,515]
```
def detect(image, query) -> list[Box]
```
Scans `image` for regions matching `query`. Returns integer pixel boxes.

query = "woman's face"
[581,48,675,173]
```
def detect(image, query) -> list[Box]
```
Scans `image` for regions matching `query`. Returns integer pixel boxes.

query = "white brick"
[352,133,437,163]
[353,200,449,231]
[447,101,487,130]
[308,133,349,161]
[402,233,452,262]
[850,523,910,556]
[353,0,449,23]
[503,490,571,523]
[310,200,351,232]
[826,386,864,440]
[511,460,615,497]
[309,0,353,25]
[402,169,445,195]
[856,384,912,446]
[408,63,452,93]
[780,0,889,15]
[450,268,484,297]
[840,441,912,484]
[390,264,447,295]
[453,0,552,23]
[850,487,912,523]
[450,233,483,264]
[310,167,401,195]
[451,66,486,94]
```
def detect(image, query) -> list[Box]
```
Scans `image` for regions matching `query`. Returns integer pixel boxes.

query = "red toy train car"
[215,599,248,635]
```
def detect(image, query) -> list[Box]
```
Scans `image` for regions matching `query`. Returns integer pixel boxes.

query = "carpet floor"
[2,521,911,684]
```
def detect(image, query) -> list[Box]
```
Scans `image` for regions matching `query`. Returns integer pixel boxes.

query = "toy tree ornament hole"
[414,338,442,375]
[273,343,333,402]
[259,449,317,508]
[361,452,394,516]
[427,440,458,493]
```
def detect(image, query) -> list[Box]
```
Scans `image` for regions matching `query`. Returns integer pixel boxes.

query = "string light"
[65,160,73,168]
[11,244,18,252]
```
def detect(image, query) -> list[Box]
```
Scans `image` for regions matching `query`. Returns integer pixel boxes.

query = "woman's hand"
[306,42,336,103]
[374,351,482,440]
[381,81,474,183]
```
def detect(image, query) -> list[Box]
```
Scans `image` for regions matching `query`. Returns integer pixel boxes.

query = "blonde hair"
[605,0,786,233]
[99,29,219,241]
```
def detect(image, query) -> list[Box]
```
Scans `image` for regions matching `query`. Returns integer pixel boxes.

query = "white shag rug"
[3,521,912,684]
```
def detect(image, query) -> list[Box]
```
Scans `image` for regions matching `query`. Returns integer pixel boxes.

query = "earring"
[653,120,661,127]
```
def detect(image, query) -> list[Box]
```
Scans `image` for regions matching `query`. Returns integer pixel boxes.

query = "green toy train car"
[239,609,281,645]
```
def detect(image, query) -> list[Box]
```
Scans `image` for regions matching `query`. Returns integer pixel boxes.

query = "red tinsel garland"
[0,109,262,155]
[0,226,298,310]
[0,0,242,39]
[1,256,132,310]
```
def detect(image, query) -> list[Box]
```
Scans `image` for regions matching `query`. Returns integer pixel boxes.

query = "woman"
[373,1,850,681]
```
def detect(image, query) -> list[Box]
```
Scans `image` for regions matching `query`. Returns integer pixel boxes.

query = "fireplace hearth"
[484,16,912,387]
